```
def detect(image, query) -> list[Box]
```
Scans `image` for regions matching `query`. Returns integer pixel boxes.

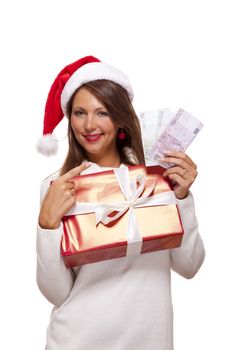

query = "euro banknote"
[139,108,204,167]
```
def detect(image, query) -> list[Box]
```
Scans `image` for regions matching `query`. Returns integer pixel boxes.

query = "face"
[70,87,120,165]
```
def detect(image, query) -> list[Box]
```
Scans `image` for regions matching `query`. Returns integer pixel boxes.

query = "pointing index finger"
[62,162,91,181]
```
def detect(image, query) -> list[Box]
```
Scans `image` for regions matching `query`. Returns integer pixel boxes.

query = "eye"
[98,111,109,117]
[73,110,85,117]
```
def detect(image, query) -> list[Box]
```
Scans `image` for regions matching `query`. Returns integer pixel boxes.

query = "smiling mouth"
[83,133,103,142]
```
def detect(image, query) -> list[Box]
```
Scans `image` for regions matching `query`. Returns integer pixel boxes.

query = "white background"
[0,0,232,349]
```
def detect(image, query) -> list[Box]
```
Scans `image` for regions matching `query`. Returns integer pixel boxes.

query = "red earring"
[118,128,126,140]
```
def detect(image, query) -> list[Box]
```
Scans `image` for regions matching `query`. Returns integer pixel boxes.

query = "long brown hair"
[60,80,145,175]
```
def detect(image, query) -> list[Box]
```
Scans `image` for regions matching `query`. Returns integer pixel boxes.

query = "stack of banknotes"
[139,108,204,168]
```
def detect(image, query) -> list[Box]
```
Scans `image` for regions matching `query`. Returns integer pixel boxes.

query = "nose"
[84,114,97,131]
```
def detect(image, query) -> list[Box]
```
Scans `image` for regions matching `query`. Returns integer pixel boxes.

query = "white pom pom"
[36,134,58,156]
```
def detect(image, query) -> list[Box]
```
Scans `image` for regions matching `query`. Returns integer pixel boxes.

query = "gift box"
[61,165,184,267]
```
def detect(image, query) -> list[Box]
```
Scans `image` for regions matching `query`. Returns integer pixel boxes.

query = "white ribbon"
[65,166,177,256]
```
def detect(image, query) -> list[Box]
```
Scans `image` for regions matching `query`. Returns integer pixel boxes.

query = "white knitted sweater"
[36,163,205,350]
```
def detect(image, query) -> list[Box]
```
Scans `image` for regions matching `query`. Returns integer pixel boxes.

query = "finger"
[163,166,197,180]
[167,171,196,188]
[63,186,77,198]
[62,162,91,181]
[164,166,189,178]
[159,156,190,170]
[50,180,75,192]
[69,188,76,197]
[64,182,76,190]
[167,174,190,199]
[166,173,189,188]
[163,150,197,169]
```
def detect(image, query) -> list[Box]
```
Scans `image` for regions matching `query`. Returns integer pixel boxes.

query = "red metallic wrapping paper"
[61,165,184,267]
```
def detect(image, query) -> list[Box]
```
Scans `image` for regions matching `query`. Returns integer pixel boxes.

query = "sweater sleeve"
[36,177,75,307]
[170,192,205,279]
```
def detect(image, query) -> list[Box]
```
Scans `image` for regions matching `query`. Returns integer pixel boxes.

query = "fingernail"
[83,161,91,166]
[164,150,172,155]
[158,158,165,162]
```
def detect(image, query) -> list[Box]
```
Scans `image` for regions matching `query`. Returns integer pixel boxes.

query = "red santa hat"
[36,55,134,156]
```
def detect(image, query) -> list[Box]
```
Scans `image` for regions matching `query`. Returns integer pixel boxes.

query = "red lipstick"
[84,134,102,142]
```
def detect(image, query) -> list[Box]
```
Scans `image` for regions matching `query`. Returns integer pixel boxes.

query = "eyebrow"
[72,106,107,111]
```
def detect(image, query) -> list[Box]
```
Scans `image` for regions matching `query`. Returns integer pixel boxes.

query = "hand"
[38,162,90,229]
[160,150,198,199]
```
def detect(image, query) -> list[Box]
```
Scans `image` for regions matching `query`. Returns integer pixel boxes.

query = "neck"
[86,151,121,168]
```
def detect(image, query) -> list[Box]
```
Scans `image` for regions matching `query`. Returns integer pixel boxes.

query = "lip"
[83,133,103,142]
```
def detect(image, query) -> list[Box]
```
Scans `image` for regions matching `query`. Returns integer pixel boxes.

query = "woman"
[37,55,205,350]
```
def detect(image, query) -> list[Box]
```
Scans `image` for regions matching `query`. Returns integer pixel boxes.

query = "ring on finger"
[182,168,188,177]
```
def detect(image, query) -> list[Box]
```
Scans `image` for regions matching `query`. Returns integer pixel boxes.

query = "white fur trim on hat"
[36,134,58,156]
[61,62,134,113]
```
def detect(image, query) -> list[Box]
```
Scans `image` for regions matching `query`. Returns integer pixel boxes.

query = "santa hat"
[36,55,134,156]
